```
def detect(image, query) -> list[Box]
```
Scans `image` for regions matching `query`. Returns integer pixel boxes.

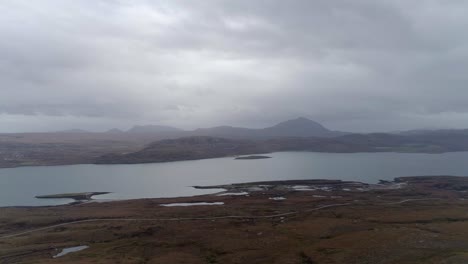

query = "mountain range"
[189,117,346,139]
[4,117,468,168]
[48,117,468,143]
[58,117,347,139]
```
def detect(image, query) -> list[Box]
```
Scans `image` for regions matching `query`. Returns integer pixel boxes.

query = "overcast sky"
[1,0,468,132]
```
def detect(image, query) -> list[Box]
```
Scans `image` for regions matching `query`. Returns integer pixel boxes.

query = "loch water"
[1,151,468,206]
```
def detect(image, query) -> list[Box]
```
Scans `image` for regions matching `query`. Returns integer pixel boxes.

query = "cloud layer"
[1,0,468,132]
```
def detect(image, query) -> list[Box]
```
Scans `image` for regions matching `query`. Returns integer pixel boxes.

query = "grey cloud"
[1,0,468,132]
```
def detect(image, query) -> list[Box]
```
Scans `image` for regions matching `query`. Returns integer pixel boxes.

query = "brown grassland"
[1,176,468,263]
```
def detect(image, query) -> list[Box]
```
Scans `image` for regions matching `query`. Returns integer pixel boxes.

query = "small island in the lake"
[35,192,110,201]
[235,155,272,160]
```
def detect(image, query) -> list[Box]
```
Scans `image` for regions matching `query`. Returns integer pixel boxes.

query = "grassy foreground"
[2,176,468,263]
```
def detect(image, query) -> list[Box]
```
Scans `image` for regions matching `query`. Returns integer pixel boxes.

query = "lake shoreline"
[0,176,443,209]
[3,151,468,207]
[2,175,468,263]
[1,149,466,169]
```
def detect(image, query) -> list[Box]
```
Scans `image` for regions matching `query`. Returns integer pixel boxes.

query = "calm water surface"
[1,151,468,206]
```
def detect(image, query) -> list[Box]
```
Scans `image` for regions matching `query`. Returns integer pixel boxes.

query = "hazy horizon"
[2,1,468,133]
[0,116,456,134]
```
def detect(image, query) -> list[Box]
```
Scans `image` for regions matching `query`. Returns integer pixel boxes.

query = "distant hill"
[95,130,468,165]
[259,117,346,137]
[105,128,124,133]
[95,136,264,164]
[56,129,90,133]
[191,117,346,139]
[126,125,183,133]
[94,135,372,164]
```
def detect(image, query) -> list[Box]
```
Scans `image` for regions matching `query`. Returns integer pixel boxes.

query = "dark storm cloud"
[1,0,468,132]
